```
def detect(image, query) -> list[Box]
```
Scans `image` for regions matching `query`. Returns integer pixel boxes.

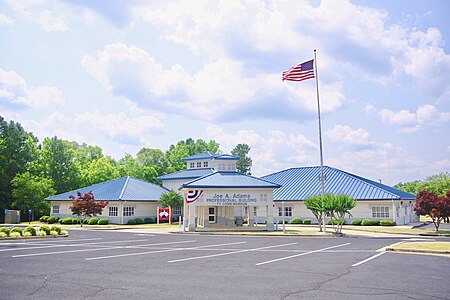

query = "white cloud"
[0,68,65,108]
[379,104,450,132]
[0,12,14,25]
[36,10,68,32]
[363,103,375,114]
[81,43,345,122]
[327,125,370,145]
[206,125,317,176]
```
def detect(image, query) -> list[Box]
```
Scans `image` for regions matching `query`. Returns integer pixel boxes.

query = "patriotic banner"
[158,207,170,221]
[185,190,203,203]
[282,59,315,82]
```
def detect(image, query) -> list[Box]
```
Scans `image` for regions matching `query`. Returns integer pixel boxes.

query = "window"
[123,206,135,217]
[52,205,59,214]
[109,206,118,217]
[197,162,202,168]
[260,194,268,202]
[372,206,389,218]
[227,164,233,171]
[172,206,182,215]
[189,162,194,168]
[203,162,208,168]
[278,206,292,217]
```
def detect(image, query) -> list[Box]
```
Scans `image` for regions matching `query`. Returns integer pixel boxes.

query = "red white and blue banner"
[158,207,170,221]
[185,190,203,203]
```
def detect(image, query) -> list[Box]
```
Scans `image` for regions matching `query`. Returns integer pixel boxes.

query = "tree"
[304,194,326,232]
[325,194,356,234]
[82,157,120,186]
[231,143,252,174]
[159,191,183,224]
[69,191,108,226]
[0,116,39,222]
[395,172,450,196]
[414,190,450,231]
[11,172,55,220]
[136,148,168,176]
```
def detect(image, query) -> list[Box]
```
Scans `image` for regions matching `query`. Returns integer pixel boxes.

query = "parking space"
[1,230,449,299]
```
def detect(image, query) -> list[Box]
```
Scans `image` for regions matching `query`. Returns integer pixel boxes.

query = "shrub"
[60,218,70,224]
[289,217,303,224]
[23,231,32,237]
[380,220,396,226]
[37,230,47,236]
[50,230,58,236]
[39,216,49,222]
[0,232,7,238]
[303,219,312,224]
[24,226,37,236]
[0,227,10,236]
[47,216,57,224]
[60,230,68,236]
[97,218,109,225]
[11,227,22,236]
[10,232,21,238]
[361,219,380,226]
[88,218,99,225]
[278,219,289,224]
[327,219,346,225]
[50,226,61,234]
[127,219,136,225]
[144,218,154,224]
[352,219,362,226]
[134,218,144,224]
[39,225,51,235]
[371,219,380,226]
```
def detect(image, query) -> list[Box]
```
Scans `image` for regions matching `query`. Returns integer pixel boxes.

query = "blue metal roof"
[157,168,215,181]
[182,171,281,189]
[262,166,415,201]
[182,152,240,162]
[45,176,170,202]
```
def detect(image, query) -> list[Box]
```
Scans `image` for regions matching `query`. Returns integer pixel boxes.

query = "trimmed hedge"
[303,219,312,224]
[39,225,51,235]
[24,226,37,236]
[50,226,62,234]
[98,218,109,225]
[39,216,50,222]
[327,219,346,225]
[127,219,136,225]
[289,217,303,224]
[47,216,58,224]
[0,227,10,236]
[11,227,22,236]
[88,218,99,225]
[144,218,154,224]
[352,219,362,226]
[134,218,144,224]
[380,219,396,226]
[361,219,380,226]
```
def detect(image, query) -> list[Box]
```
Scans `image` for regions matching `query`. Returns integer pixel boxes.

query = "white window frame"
[197,162,202,168]
[189,162,195,168]
[52,205,60,214]
[123,206,135,217]
[371,206,389,218]
[109,206,118,217]
[203,162,208,168]
[172,206,182,215]
[278,206,292,217]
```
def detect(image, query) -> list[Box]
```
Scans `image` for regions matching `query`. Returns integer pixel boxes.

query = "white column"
[188,204,196,231]
[266,204,274,231]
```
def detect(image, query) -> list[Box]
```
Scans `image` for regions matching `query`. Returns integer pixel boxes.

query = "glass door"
[208,207,216,224]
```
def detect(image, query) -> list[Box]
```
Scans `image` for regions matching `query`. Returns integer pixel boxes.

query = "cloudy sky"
[1,0,449,185]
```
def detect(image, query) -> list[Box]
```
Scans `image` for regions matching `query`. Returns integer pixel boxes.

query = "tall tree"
[82,157,120,186]
[11,172,55,220]
[136,148,168,176]
[0,116,39,221]
[395,172,450,196]
[231,143,252,174]
[39,137,82,193]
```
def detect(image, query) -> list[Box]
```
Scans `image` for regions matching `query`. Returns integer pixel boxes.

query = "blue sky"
[1,0,449,185]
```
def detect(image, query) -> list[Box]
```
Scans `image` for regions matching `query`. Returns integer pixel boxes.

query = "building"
[46,152,418,228]
[262,166,418,225]
[46,176,171,224]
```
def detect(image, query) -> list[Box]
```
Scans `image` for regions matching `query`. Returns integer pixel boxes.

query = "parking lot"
[1,230,449,299]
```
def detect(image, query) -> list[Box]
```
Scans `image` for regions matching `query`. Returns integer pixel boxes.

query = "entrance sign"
[189,191,270,207]
[158,208,170,221]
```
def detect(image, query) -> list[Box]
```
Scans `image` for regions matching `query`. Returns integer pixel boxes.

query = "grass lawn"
[391,242,450,252]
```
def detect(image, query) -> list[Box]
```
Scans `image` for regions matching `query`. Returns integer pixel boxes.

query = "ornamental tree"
[69,191,108,226]
[305,194,326,232]
[159,191,183,224]
[414,190,450,231]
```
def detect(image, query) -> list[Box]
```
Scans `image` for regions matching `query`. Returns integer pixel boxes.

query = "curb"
[385,247,450,255]
[0,234,69,242]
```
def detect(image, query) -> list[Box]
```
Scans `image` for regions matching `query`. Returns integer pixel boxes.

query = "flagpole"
[314,49,326,233]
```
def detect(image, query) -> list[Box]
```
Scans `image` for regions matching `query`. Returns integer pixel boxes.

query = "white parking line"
[168,242,298,263]
[352,252,385,267]
[3,239,149,253]
[86,241,246,261]
[255,243,351,266]
[0,238,102,246]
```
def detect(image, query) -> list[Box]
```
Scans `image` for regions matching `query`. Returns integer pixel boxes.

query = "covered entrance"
[181,172,280,232]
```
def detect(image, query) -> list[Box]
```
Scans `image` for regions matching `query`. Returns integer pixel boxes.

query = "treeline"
[394,172,450,196]
[0,116,222,220]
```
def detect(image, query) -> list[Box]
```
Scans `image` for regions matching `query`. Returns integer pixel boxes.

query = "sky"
[0,0,449,185]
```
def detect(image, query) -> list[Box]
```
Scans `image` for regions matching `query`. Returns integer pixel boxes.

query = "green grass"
[391,242,450,251]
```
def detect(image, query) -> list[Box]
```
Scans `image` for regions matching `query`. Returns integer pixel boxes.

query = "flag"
[282,59,315,82]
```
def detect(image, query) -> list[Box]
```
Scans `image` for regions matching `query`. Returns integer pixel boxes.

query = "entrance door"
[208,207,216,224]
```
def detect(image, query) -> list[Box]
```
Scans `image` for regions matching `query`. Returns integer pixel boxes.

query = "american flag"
[282,59,315,82]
